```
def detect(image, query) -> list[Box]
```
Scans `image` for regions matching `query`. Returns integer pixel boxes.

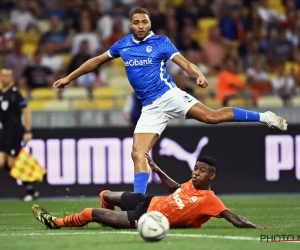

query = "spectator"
[282,9,300,48]
[247,5,263,40]
[257,0,283,23]
[97,0,113,13]
[228,46,243,73]
[202,26,227,70]
[28,0,42,19]
[176,0,198,32]
[68,40,92,75]
[97,3,130,43]
[21,50,53,95]
[71,19,101,56]
[69,39,106,93]
[71,40,106,95]
[40,41,64,76]
[197,0,217,18]
[64,0,83,33]
[77,9,97,31]
[257,0,283,38]
[216,56,246,106]
[0,0,15,20]
[105,20,125,50]
[165,11,178,45]
[194,49,211,76]
[239,32,256,57]
[214,0,242,18]
[2,39,30,84]
[271,62,295,106]
[145,0,166,34]
[0,20,14,54]
[219,5,247,41]
[246,59,270,105]
[39,15,70,54]
[10,0,37,32]
[76,67,107,98]
[176,24,201,53]
[267,28,296,67]
[39,0,61,19]
[86,0,102,24]
[242,39,266,72]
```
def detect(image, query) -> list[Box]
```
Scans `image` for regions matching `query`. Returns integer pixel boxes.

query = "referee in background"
[0,67,38,201]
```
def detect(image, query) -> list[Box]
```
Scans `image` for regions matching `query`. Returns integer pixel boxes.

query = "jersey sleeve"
[161,37,180,60]
[108,39,121,59]
[200,194,227,218]
[14,89,27,108]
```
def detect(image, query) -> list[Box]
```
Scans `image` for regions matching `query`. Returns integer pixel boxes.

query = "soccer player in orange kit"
[32,153,267,229]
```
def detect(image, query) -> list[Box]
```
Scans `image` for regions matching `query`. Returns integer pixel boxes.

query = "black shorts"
[120,192,154,228]
[0,129,23,156]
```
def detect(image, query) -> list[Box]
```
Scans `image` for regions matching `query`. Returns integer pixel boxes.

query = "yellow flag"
[10,148,46,182]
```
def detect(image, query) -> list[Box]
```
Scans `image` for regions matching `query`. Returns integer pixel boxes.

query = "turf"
[1,195,300,250]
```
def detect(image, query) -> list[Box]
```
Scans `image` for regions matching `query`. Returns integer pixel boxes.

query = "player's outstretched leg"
[32,205,132,229]
[32,204,61,229]
[100,190,125,210]
[132,133,159,194]
[187,103,287,131]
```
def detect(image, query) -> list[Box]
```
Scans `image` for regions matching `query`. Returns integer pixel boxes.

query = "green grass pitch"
[1,195,300,250]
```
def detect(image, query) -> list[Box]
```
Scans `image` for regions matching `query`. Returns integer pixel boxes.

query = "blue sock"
[233,107,260,122]
[134,172,149,194]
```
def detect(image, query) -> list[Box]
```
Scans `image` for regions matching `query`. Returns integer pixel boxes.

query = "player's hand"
[255,225,268,229]
[196,77,208,88]
[145,153,159,172]
[53,77,70,89]
[22,132,32,146]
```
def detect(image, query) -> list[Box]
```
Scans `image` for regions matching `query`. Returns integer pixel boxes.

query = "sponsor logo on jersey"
[1,100,9,111]
[124,58,153,67]
[146,46,152,53]
[173,188,185,209]
[190,196,198,203]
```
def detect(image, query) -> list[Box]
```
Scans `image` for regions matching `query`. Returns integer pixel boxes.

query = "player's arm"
[145,153,180,193]
[172,54,208,88]
[53,51,113,89]
[22,106,32,146]
[221,210,267,229]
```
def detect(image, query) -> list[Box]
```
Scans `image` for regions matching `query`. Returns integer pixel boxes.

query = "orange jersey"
[216,70,244,102]
[147,180,227,228]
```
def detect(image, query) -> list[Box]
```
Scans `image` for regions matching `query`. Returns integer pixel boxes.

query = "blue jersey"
[108,31,179,106]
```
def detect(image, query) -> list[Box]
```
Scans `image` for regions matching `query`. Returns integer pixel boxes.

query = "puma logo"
[159,137,209,171]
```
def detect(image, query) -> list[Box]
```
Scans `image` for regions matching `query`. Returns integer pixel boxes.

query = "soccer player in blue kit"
[54,8,287,194]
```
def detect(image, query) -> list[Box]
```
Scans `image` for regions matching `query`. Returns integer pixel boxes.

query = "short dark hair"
[1,67,13,71]
[130,7,150,21]
[197,156,218,172]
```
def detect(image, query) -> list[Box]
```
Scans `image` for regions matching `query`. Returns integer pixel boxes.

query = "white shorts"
[134,87,199,136]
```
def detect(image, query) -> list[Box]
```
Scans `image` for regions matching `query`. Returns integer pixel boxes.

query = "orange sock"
[99,190,115,210]
[54,208,93,227]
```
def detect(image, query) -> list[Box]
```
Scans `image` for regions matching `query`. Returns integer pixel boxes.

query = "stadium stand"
[0,0,299,118]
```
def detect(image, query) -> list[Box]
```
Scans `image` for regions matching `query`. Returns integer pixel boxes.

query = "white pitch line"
[0,231,258,241]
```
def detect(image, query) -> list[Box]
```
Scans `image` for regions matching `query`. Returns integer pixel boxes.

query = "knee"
[103,191,111,202]
[131,150,144,163]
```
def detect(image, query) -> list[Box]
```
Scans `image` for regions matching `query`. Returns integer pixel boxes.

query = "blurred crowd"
[0,0,300,108]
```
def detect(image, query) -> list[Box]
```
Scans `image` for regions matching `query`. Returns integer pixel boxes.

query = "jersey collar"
[132,31,154,44]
